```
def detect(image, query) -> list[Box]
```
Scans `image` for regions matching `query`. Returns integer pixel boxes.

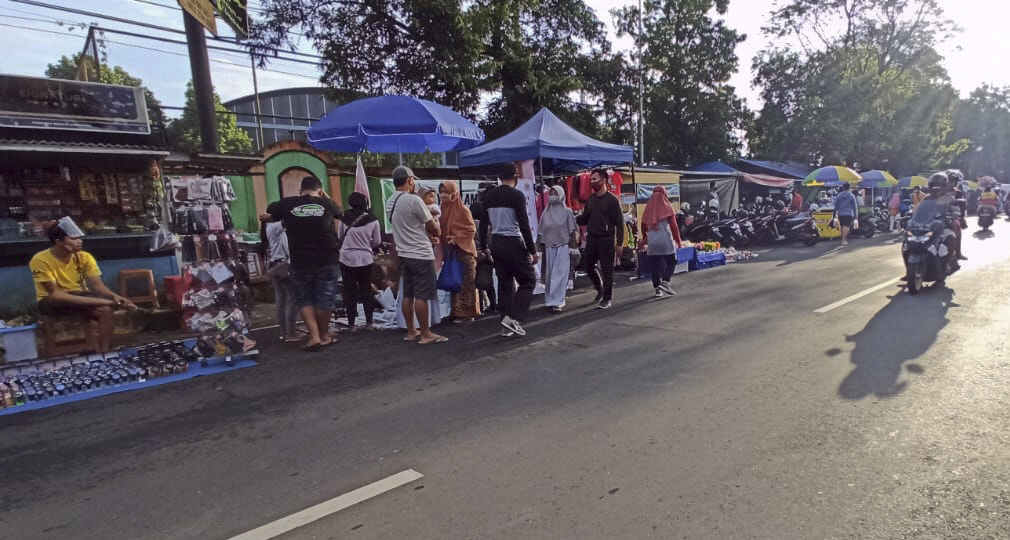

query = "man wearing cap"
[385,165,448,345]
[262,175,343,351]
[30,218,136,354]
[478,162,539,337]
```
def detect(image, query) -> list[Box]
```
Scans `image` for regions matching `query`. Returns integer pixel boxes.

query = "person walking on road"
[538,185,577,313]
[263,176,342,351]
[261,202,302,342]
[577,168,624,309]
[338,192,382,331]
[438,181,480,323]
[833,182,859,246]
[478,163,538,337]
[640,185,682,298]
[385,165,448,345]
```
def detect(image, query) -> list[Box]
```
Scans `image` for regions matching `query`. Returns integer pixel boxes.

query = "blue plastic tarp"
[307,95,485,153]
[737,159,813,179]
[690,161,740,174]
[458,108,634,169]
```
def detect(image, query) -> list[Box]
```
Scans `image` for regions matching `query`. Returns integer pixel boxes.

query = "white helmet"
[680,202,691,212]
[755,196,764,204]
[809,203,820,212]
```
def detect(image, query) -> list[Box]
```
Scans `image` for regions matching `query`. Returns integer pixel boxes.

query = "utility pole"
[638,0,645,166]
[183,11,219,154]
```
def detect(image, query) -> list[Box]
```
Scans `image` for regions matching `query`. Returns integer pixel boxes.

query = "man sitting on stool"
[29,218,136,353]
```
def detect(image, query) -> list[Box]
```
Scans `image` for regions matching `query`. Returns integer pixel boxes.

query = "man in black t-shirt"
[261,176,342,351]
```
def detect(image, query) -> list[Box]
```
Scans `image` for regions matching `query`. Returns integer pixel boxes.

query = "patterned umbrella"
[858,170,898,188]
[803,165,862,186]
[898,176,929,188]
[978,175,998,188]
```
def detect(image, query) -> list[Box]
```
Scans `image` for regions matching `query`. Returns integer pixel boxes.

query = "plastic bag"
[437,247,464,292]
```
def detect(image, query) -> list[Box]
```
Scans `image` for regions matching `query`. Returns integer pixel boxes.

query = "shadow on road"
[972,229,995,240]
[837,285,957,400]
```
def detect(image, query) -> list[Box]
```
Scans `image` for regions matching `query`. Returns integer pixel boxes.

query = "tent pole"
[630,159,638,211]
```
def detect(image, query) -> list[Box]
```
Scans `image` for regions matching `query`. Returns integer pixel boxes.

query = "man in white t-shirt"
[385,165,447,345]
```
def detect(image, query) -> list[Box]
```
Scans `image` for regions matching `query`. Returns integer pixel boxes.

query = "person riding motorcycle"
[979,186,999,210]
[944,170,968,260]
[922,172,962,269]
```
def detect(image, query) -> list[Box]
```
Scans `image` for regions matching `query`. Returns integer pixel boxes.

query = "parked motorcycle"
[902,199,958,294]
[857,212,878,238]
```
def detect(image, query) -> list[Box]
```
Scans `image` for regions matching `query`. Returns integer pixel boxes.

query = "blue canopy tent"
[458,108,635,172]
[307,95,485,155]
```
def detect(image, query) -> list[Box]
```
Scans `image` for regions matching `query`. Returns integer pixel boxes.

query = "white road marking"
[814,278,901,314]
[225,469,424,540]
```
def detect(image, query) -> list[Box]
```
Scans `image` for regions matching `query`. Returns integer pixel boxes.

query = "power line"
[0,22,320,81]
[10,0,323,60]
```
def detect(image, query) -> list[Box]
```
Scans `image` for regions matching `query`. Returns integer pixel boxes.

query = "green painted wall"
[263,151,329,203]
[227,175,257,233]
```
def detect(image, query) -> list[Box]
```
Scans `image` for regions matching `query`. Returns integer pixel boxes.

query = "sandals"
[418,335,449,345]
[302,338,337,352]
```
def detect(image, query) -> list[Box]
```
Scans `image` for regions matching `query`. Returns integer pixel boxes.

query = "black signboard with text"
[0,74,150,135]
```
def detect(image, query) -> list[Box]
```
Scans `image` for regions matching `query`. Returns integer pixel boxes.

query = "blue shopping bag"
[437,247,464,292]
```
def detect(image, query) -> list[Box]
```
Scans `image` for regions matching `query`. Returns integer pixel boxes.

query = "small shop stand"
[0,340,257,416]
[168,176,258,362]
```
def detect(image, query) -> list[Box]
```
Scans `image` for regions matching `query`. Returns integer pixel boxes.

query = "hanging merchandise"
[167,176,257,360]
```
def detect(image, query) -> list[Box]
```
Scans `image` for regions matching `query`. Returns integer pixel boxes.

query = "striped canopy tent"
[802,165,861,186]
[898,175,929,188]
[858,170,898,188]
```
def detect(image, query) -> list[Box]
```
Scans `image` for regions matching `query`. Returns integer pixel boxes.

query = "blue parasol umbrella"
[307,95,485,154]
[858,170,898,189]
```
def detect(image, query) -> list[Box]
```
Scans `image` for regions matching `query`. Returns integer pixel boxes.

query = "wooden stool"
[40,314,97,358]
[119,269,160,308]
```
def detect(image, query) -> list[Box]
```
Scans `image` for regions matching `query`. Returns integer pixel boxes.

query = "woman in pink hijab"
[640,185,682,298]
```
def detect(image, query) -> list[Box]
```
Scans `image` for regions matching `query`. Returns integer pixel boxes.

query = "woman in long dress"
[538,185,577,313]
[438,181,480,322]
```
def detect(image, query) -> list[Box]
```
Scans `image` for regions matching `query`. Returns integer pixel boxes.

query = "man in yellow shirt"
[29,218,136,353]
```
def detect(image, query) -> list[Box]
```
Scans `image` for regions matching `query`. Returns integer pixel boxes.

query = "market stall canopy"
[803,165,861,186]
[898,175,929,188]
[457,108,634,169]
[689,161,739,174]
[742,173,795,188]
[307,95,485,153]
[858,169,898,188]
[736,159,813,179]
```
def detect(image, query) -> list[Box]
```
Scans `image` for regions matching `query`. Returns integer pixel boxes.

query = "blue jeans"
[290,265,339,310]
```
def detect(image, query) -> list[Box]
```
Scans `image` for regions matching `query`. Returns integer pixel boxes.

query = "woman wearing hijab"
[538,185,577,313]
[640,185,682,298]
[338,192,382,330]
[438,181,480,322]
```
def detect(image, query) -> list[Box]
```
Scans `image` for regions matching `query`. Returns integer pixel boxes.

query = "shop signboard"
[636,183,680,202]
[0,74,150,134]
[215,0,249,39]
[178,0,218,35]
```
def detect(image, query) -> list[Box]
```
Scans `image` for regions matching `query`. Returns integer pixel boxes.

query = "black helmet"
[774,200,786,209]
[928,172,949,190]
[945,169,964,184]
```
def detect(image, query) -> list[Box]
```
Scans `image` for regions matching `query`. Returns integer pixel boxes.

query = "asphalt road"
[3,220,1010,540]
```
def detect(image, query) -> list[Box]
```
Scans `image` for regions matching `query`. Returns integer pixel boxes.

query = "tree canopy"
[249,0,625,142]
[613,0,749,167]
[749,0,959,176]
[167,81,255,155]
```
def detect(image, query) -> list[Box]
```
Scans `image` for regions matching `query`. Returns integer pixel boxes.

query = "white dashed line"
[225,469,424,540]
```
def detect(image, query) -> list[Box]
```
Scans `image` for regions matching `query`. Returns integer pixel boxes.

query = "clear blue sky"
[2,0,1007,118]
